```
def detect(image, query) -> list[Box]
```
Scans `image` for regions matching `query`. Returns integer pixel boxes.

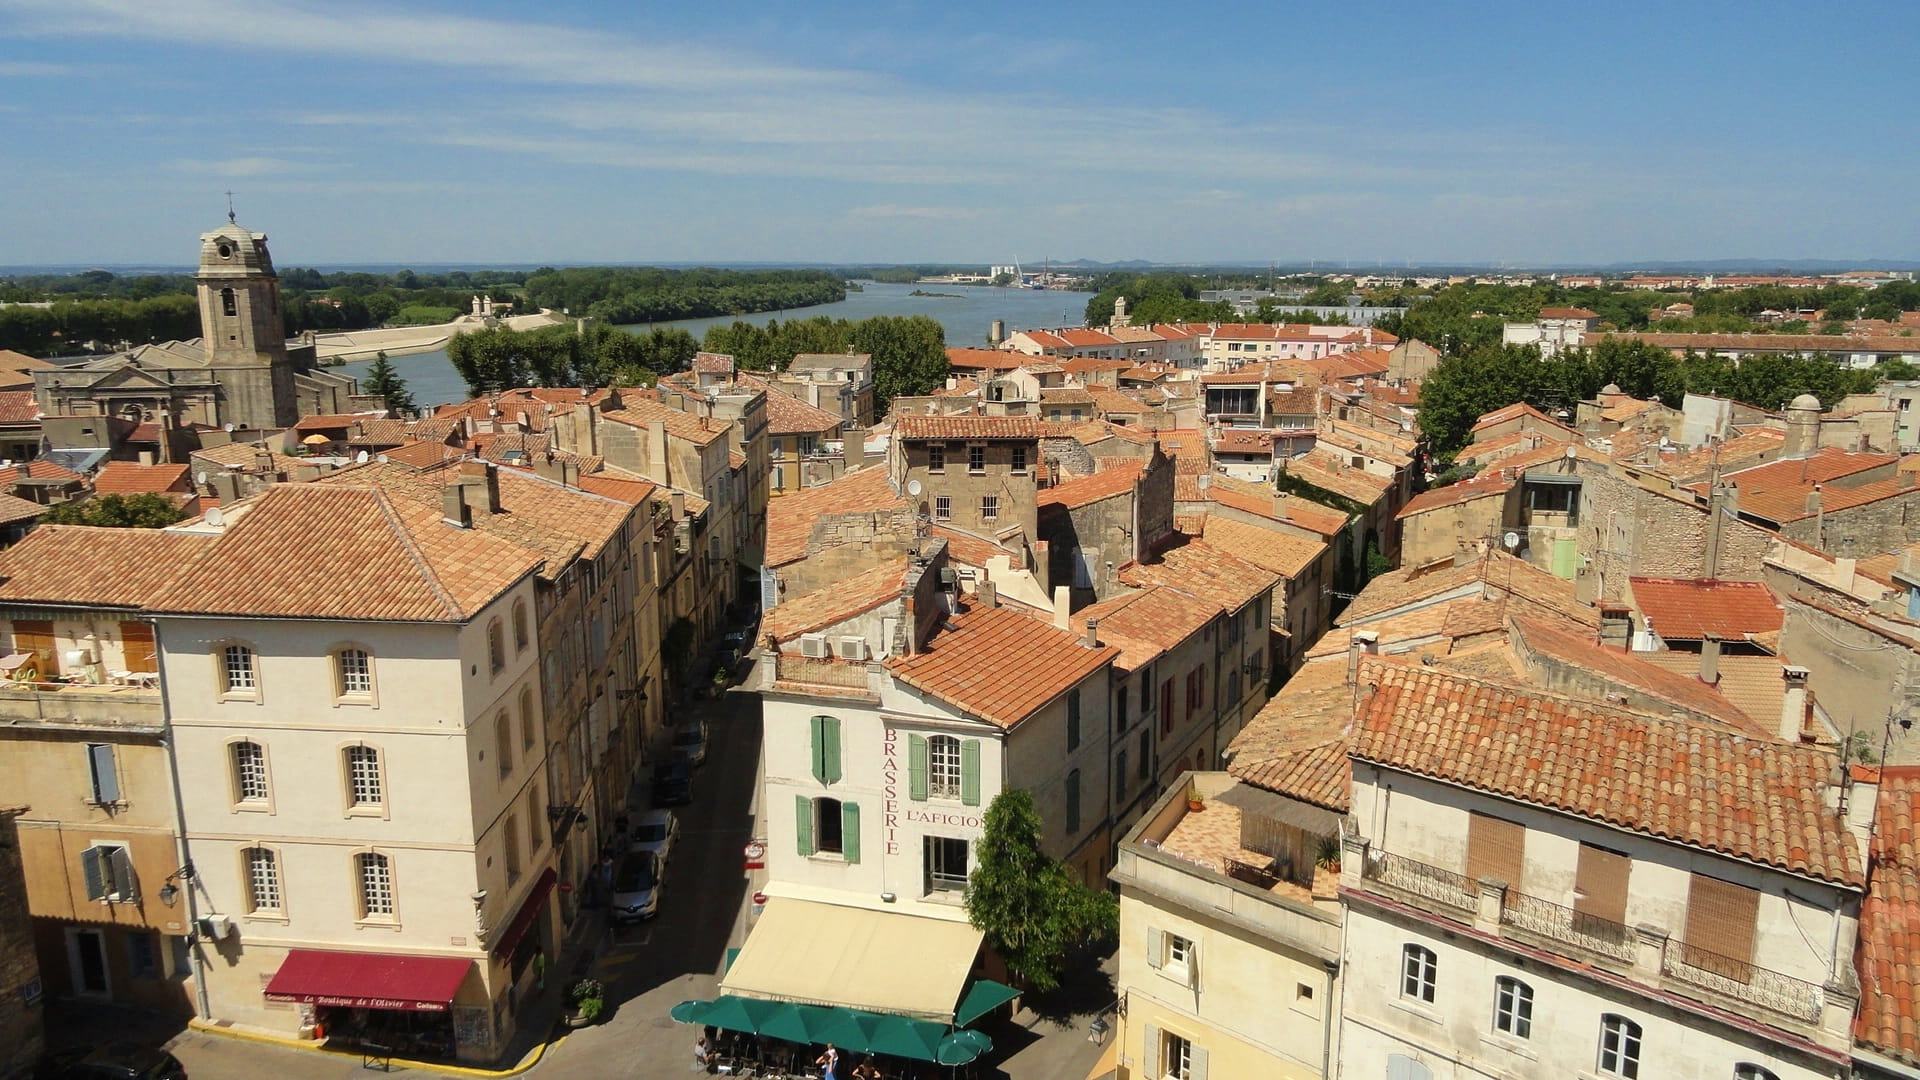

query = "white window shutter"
[1189,1044,1208,1080]
[1143,1024,1160,1076]
[1146,927,1163,969]
[1186,941,1200,989]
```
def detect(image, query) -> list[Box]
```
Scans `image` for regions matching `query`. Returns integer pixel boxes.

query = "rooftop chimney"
[1348,629,1379,683]
[1082,618,1100,649]
[442,483,472,529]
[843,425,866,473]
[458,459,503,516]
[1698,633,1721,686]
[1780,665,1811,742]
[1833,556,1857,592]
[1052,586,1071,630]
[670,491,686,521]
[979,579,999,609]
[1805,483,1823,516]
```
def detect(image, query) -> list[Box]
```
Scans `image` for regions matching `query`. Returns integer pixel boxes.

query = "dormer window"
[217,242,233,259]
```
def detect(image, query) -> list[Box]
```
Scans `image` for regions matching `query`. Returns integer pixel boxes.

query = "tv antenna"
[225,191,236,225]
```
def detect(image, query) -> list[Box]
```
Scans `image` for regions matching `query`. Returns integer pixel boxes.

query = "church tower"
[196,217,298,427]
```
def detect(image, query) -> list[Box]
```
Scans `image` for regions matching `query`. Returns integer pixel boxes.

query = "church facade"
[33,220,368,431]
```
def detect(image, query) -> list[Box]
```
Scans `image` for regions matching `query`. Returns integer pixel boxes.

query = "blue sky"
[1,0,1915,267]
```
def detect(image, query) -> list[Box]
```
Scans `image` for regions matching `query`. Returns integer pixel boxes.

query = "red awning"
[263,949,472,1012]
[490,867,557,958]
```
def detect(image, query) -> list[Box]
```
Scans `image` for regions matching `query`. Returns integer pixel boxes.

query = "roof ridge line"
[365,485,464,620]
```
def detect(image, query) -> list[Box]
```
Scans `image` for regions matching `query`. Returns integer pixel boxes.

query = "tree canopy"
[446,323,698,397]
[361,351,417,416]
[521,267,845,325]
[964,790,1118,994]
[702,314,949,411]
[39,493,188,529]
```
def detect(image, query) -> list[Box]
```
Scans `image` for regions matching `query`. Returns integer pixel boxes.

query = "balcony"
[1360,846,1477,915]
[1499,886,1636,962]
[0,680,163,731]
[771,654,872,693]
[1663,938,1824,1024]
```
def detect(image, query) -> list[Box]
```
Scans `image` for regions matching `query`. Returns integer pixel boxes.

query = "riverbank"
[312,310,568,362]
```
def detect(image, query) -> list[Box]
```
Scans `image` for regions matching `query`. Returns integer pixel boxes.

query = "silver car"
[610,851,661,923]
[628,809,679,866]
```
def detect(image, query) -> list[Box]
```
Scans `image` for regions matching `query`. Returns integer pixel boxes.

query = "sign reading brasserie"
[883,728,982,857]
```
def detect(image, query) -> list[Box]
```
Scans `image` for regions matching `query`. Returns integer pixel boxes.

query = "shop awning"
[263,949,472,1012]
[670,996,993,1065]
[490,867,557,958]
[953,980,1021,1026]
[720,897,983,1022]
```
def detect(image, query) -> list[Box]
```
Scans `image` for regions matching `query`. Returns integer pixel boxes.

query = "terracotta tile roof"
[1855,766,1920,1063]
[765,559,908,642]
[1509,615,1766,736]
[1038,461,1144,511]
[1638,652,1786,726]
[0,390,42,424]
[1209,428,1273,455]
[766,467,906,567]
[0,526,218,609]
[188,442,304,472]
[91,462,191,495]
[599,393,730,447]
[1044,419,1155,447]
[1353,659,1863,887]
[149,484,541,622]
[380,440,468,469]
[887,604,1116,729]
[927,526,1012,569]
[1743,475,1917,524]
[1685,445,1892,500]
[1341,552,1597,630]
[692,352,735,374]
[1196,515,1324,579]
[1153,430,1210,472]
[0,459,83,486]
[1315,426,1413,468]
[292,412,383,433]
[1176,472,1350,536]
[1118,537,1278,614]
[1084,388,1148,417]
[894,414,1046,441]
[0,493,44,526]
[1227,682,1354,810]
[573,471,658,506]
[1592,331,1920,354]
[1599,397,1662,423]
[1628,577,1783,640]
[1071,584,1217,670]
[1469,401,1577,436]
[1281,453,1393,505]
[1398,474,1513,518]
[1307,348,1391,382]
[1536,307,1600,320]
[733,374,842,436]
[1173,512,1207,534]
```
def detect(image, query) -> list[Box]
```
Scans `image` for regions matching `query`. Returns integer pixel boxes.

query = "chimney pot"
[1052,586,1071,631]
[1698,633,1721,686]
[1083,618,1099,649]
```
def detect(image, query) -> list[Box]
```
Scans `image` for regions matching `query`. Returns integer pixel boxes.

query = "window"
[1115,686,1128,734]
[1185,668,1202,719]
[520,688,537,751]
[81,843,136,903]
[221,644,256,695]
[345,745,382,808]
[504,814,522,883]
[968,444,985,473]
[1493,976,1533,1039]
[1597,1015,1641,1078]
[1733,1067,1779,1080]
[1161,1031,1194,1080]
[1401,944,1436,1003]
[1684,873,1759,977]
[335,648,372,697]
[244,847,282,913]
[980,495,999,522]
[1138,728,1151,780]
[231,741,269,802]
[928,735,962,799]
[512,600,530,653]
[356,852,394,918]
[1065,769,1081,833]
[1466,812,1525,890]
[526,783,543,853]
[126,932,160,979]
[1386,1055,1432,1080]
[1011,445,1028,473]
[1067,689,1081,750]
[793,797,861,862]
[1115,751,1128,804]
[1165,932,1194,974]
[927,443,945,472]
[809,715,842,785]
[813,796,844,854]
[934,495,952,521]
[85,743,120,804]
[487,619,506,674]
[925,835,969,893]
[496,712,513,778]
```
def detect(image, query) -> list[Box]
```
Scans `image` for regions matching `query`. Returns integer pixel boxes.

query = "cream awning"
[720,898,984,1022]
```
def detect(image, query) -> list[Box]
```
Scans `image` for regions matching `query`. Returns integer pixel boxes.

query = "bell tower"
[196,214,298,427]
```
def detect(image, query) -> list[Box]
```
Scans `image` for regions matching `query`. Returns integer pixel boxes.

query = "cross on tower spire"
[225,191,236,225]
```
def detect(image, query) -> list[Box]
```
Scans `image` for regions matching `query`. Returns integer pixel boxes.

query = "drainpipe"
[1320,958,1337,1080]
[153,619,212,1021]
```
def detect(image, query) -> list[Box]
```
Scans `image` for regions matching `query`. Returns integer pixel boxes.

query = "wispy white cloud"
[167,156,322,177]
[0,59,72,75]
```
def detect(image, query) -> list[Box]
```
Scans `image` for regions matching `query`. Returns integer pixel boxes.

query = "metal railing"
[1661,939,1823,1023]
[1500,888,1635,961]
[1360,848,1477,913]
[772,655,870,690]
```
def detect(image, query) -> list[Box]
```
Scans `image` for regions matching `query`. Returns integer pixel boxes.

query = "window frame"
[487,619,507,676]
[228,738,272,809]
[1401,944,1437,1004]
[242,845,285,917]
[1492,975,1533,1040]
[512,599,530,654]
[927,734,963,800]
[1010,445,1028,474]
[81,841,138,904]
[495,710,514,780]
[216,640,260,701]
[354,850,397,923]
[967,443,986,474]
[980,494,999,522]
[927,443,946,473]
[924,834,969,894]
[812,796,845,856]
[520,686,538,752]
[933,494,952,521]
[1161,1030,1193,1080]
[82,742,121,807]
[1065,768,1081,834]
[331,644,375,704]
[342,743,385,816]
[504,812,522,885]
[1596,1014,1642,1078]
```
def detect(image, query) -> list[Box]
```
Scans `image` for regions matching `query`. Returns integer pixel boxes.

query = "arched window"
[512,599,530,653]
[243,847,281,913]
[1493,976,1533,1038]
[221,643,257,695]
[344,745,382,808]
[1733,1067,1778,1080]
[495,712,513,778]
[355,851,393,918]
[230,740,268,802]
[927,735,961,798]
[1402,944,1437,1003]
[487,619,506,675]
[1597,1015,1642,1078]
[520,687,537,751]
[220,287,237,317]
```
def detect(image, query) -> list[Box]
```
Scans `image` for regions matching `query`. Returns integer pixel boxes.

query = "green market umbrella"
[700,995,783,1036]
[867,1014,945,1062]
[936,1030,992,1066]
[817,1009,888,1052]
[669,999,709,1024]
[757,1002,839,1045]
[953,980,1021,1026]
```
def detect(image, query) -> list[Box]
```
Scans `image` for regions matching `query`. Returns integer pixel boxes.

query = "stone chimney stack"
[1780,665,1811,742]
[979,579,999,609]
[1698,633,1721,686]
[843,425,866,472]
[1083,618,1100,649]
[1783,393,1821,458]
[1052,586,1071,630]
[1348,629,1379,683]
[1598,603,1632,649]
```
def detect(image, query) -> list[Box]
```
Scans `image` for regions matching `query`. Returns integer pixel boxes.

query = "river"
[332,281,1095,408]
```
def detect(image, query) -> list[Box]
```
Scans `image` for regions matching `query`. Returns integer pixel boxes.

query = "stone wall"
[1780,490,1920,559]
[779,507,919,600]
[1772,590,1920,764]
[0,811,44,1080]
[1577,469,1775,599]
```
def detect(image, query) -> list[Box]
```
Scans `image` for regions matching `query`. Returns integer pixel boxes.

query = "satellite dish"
[907,479,923,497]
[223,423,235,433]
[205,507,226,527]
[194,471,207,485]
[356,450,370,464]
[1503,531,1520,550]
[377,454,389,463]
[1564,445,1577,460]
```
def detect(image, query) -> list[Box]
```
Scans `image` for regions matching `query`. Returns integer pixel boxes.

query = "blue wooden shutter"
[841,803,861,864]
[80,847,108,901]
[87,744,119,804]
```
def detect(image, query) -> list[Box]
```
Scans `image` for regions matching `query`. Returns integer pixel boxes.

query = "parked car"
[609,851,661,923]
[628,808,679,866]
[42,1044,187,1080]
[651,760,694,807]
[671,723,708,766]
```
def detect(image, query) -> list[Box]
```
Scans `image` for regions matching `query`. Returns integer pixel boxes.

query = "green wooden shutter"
[1551,538,1578,580]
[960,739,981,807]
[809,716,827,783]
[80,847,108,901]
[908,734,929,801]
[795,794,814,856]
[822,716,842,785]
[841,802,861,864]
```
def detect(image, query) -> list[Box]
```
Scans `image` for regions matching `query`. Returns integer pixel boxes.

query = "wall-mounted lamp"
[158,863,195,907]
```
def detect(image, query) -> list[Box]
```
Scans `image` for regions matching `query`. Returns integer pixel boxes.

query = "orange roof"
[1628,577,1783,640]
[1342,552,1596,629]
[0,390,42,424]
[1397,474,1513,517]
[1509,615,1766,736]
[1471,401,1577,434]
[1038,461,1143,511]
[765,559,908,642]
[887,604,1116,729]
[1281,453,1392,505]
[1536,307,1599,319]
[766,467,907,567]
[1856,766,1920,1063]
[292,412,383,433]
[734,374,842,436]
[1072,584,1219,669]
[381,440,467,469]
[1228,683,1354,811]
[1210,428,1273,454]
[573,470,657,506]
[895,414,1045,441]
[91,462,191,496]
[150,484,541,622]
[1354,659,1862,887]
[0,526,218,609]
[927,526,1012,569]
[1196,515,1325,578]
[599,392,729,446]
[1118,537,1278,613]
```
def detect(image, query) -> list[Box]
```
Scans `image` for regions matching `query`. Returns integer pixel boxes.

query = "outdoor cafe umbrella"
[816,1009,887,1053]
[669,1000,708,1024]
[936,1028,993,1066]
[698,995,784,1036]
[867,1014,946,1062]
[756,1002,840,1045]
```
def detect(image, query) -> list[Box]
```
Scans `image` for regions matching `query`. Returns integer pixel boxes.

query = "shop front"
[262,949,475,1063]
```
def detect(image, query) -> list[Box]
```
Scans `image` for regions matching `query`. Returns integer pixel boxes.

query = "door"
[67,927,111,997]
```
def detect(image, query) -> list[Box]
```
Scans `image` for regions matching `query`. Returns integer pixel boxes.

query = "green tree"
[991,272,1015,287]
[850,315,948,410]
[40,493,188,529]
[964,790,1118,994]
[362,351,417,416]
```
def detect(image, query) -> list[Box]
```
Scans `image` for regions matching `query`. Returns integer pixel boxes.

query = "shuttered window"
[86,743,120,804]
[960,739,981,807]
[1466,813,1526,890]
[840,802,861,865]
[81,844,136,902]
[119,622,156,669]
[1684,873,1760,978]
[1573,843,1631,926]
[12,619,55,677]
[810,715,842,785]
[794,794,814,856]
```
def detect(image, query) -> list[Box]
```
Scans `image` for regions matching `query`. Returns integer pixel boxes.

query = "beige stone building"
[0,807,44,1080]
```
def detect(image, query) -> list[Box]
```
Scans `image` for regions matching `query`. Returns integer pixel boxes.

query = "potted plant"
[564,978,605,1028]
[1186,784,1204,812]
[1315,835,1342,875]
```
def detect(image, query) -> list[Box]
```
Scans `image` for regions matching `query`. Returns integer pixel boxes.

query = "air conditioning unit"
[835,637,868,661]
[197,914,235,941]
[64,648,96,667]
[797,634,830,659]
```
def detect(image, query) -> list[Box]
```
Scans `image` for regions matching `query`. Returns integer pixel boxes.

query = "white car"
[629,809,679,866]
